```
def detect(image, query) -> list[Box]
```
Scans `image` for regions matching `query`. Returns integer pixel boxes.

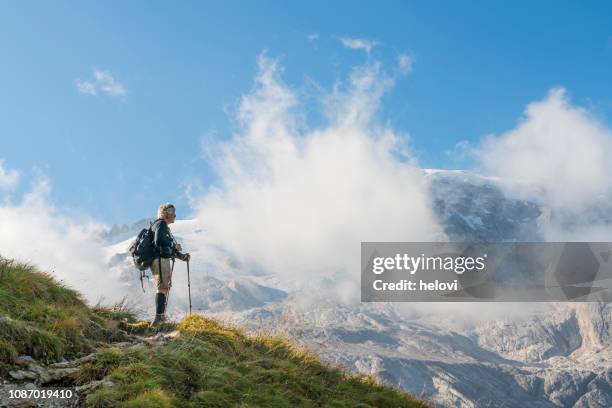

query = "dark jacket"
[151,219,177,258]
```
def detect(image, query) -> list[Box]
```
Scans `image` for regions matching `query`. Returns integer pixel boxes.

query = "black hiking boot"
[151,313,166,326]
[151,292,168,327]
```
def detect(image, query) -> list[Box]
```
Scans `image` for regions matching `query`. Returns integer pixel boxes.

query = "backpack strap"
[153,218,164,283]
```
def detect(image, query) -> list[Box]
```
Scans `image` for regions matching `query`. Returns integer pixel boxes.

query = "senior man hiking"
[150,203,190,326]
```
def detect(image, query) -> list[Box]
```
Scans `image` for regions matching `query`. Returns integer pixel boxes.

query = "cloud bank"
[191,54,443,301]
[0,167,127,304]
[473,88,612,241]
[477,88,612,208]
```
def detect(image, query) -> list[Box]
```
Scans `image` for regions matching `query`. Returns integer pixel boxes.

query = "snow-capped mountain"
[102,170,611,407]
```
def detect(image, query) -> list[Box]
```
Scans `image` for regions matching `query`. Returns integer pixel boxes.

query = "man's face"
[165,209,176,224]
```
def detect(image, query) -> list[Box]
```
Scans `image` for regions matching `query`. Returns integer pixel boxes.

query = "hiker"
[150,203,190,325]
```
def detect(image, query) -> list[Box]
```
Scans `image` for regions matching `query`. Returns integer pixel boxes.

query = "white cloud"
[190,53,444,302]
[324,61,394,128]
[339,37,379,56]
[307,33,319,41]
[75,69,126,97]
[0,174,130,305]
[398,53,413,73]
[445,140,475,162]
[75,80,97,96]
[476,88,612,210]
[0,160,19,189]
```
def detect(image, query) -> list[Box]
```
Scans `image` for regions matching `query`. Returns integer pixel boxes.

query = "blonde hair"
[157,203,176,219]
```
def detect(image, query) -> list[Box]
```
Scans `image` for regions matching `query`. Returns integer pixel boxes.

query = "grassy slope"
[0,257,430,408]
[0,257,133,369]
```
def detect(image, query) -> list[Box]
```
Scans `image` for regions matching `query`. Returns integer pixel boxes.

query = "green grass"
[0,256,132,367]
[0,256,430,407]
[84,316,429,407]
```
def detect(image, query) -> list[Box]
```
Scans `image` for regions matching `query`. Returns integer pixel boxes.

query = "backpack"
[128,221,158,271]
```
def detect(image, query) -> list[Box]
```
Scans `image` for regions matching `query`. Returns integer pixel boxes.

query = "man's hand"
[175,243,183,252]
[176,252,190,262]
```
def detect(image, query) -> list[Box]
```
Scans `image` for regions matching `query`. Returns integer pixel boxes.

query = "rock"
[8,370,37,381]
[48,353,96,369]
[27,365,46,377]
[75,379,116,394]
[110,341,133,348]
[164,330,180,339]
[7,371,24,380]
[129,342,146,350]
[14,356,36,367]
[139,331,179,346]
[39,367,79,385]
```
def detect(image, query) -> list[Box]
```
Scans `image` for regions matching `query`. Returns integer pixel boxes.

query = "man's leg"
[152,258,172,325]
[155,288,168,322]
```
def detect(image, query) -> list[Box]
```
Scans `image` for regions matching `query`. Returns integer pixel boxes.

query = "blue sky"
[1,1,612,224]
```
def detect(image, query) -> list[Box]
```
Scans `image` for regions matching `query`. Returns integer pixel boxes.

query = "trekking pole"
[187,259,192,315]
[164,257,175,317]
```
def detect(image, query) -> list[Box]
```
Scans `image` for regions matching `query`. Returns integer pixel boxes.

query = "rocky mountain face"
[217,297,610,408]
[104,170,611,407]
[426,169,546,242]
[99,218,154,245]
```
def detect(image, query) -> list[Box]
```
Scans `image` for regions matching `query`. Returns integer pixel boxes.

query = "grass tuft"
[92,297,138,323]
[124,389,173,408]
